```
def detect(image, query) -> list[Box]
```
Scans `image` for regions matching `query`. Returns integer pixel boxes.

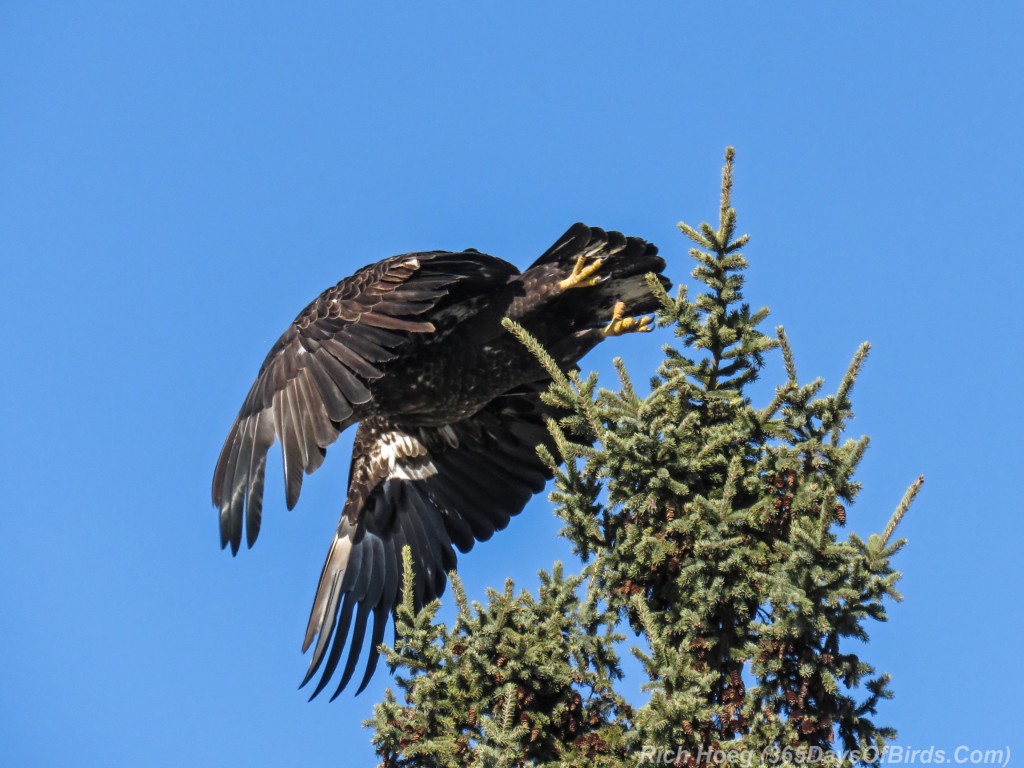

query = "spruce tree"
[366,148,922,767]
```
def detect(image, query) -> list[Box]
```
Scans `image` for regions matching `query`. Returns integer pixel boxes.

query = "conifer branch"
[505,317,603,440]
[720,145,736,230]
[678,220,714,250]
[777,325,798,385]
[700,222,722,252]
[613,357,636,402]
[831,342,871,444]
[720,453,744,520]
[758,382,795,425]
[645,271,674,313]
[399,544,415,616]
[451,571,469,620]
[882,475,925,547]
[726,233,751,253]
[845,435,871,473]
[713,147,751,254]
[818,486,838,541]
[501,317,570,390]
[837,342,871,405]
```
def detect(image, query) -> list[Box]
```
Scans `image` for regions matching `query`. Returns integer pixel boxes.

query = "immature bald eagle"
[213,223,667,699]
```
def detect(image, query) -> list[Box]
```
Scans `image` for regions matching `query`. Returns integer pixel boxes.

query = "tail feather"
[526,222,669,325]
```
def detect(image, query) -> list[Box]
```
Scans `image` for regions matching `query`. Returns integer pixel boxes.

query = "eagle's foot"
[603,301,653,337]
[558,256,604,291]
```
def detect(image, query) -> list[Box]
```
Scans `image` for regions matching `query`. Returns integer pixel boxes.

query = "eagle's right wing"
[299,383,558,699]
[212,251,517,554]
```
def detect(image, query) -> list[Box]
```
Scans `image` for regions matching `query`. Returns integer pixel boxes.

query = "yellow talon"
[558,256,604,291]
[603,301,653,337]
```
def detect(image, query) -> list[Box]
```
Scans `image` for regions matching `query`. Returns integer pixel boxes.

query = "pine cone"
[835,503,847,524]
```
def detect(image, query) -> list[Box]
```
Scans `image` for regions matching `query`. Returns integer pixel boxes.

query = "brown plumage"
[212,223,668,698]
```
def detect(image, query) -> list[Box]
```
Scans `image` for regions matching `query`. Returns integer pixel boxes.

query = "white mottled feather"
[376,430,438,480]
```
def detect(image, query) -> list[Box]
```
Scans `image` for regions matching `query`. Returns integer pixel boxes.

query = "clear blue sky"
[2,2,1021,766]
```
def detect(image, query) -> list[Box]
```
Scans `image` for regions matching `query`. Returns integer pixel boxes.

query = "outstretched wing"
[212,251,518,554]
[299,384,557,699]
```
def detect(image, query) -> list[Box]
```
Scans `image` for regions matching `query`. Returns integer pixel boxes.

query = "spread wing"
[299,384,557,699]
[212,251,518,554]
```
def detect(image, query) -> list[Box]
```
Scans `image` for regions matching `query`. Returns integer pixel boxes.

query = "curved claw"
[558,256,604,291]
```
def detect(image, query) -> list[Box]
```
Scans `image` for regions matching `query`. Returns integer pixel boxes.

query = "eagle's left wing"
[299,384,557,699]
[212,251,519,554]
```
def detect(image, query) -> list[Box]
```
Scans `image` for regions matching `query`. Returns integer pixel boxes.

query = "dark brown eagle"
[213,223,667,700]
